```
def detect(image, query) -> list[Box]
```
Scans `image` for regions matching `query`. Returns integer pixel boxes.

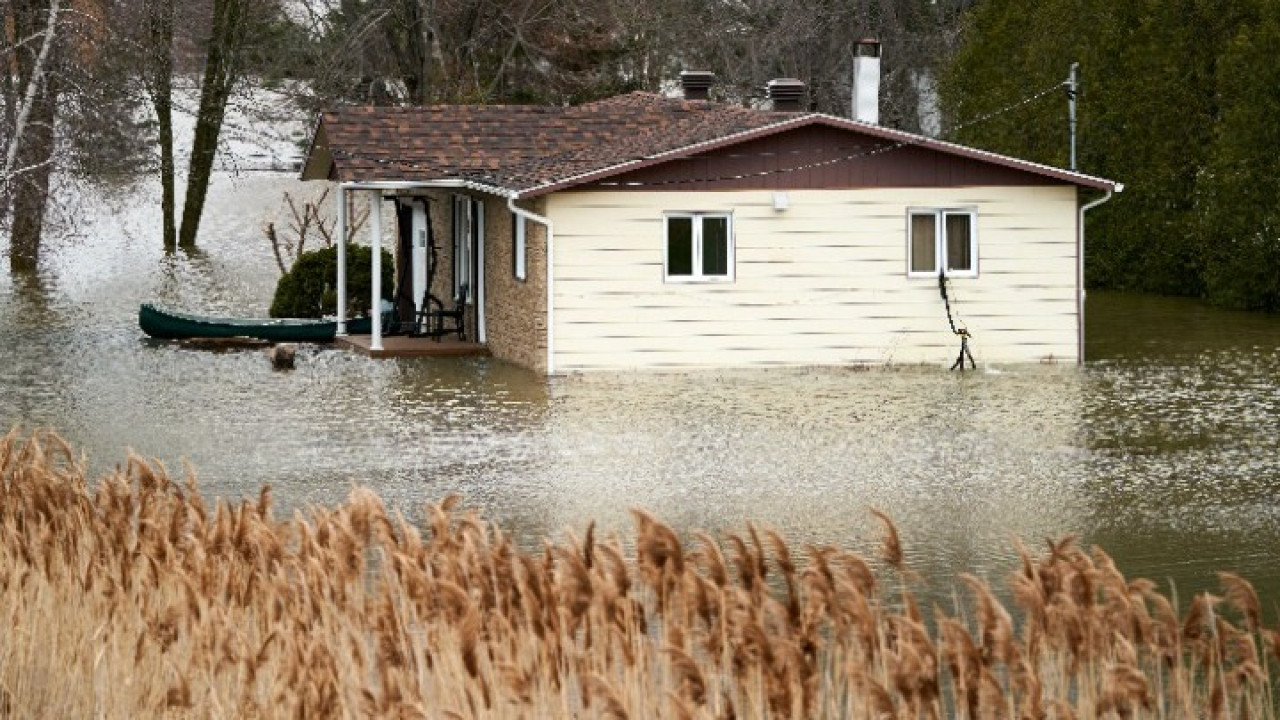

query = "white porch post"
[336,184,348,335]
[370,190,384,351]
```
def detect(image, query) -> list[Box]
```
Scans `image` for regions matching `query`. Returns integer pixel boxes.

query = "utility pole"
[1067,62,1079,171]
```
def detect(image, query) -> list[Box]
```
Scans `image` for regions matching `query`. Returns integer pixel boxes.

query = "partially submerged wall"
[547,186,1079,371]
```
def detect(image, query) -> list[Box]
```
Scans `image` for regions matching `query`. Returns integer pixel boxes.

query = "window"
[665,213,734,282]
[908,208,977,278]
[512,214,527,282]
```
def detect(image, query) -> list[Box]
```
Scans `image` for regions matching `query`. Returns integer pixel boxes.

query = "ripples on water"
[2,173,1279,613]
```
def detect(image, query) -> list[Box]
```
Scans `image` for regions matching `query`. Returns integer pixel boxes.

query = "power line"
[945,80,1066,136]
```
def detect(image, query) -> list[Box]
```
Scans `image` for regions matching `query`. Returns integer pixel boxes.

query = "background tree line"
[942,0,1280,311]
[2,0,1277,311]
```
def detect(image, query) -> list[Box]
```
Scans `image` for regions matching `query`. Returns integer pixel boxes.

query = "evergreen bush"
[269,245,393,318]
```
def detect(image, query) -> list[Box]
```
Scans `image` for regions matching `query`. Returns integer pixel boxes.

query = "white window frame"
[663,212,735,283]
[907,207,978,279]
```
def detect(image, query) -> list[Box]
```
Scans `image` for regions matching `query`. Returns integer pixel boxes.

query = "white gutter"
[507,196,555,375]
[339,179,512,196]
[1078,185,1121,363]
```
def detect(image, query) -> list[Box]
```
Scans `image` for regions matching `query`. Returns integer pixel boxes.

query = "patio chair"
[413,285,466,341]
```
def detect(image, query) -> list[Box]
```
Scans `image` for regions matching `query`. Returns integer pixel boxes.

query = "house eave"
[516,114,1121,199]
[335,179,517,197]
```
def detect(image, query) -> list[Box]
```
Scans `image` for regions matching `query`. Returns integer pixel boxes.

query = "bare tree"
[1,0,153,272]
[265,186,370,275]
[177,0,256,249]
[143,0,178,250]
[639,0,972,131]
[287,0,639,108]
[1,0,61,187]
[2,0,65,272]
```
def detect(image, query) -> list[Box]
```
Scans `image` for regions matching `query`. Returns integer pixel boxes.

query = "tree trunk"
[147,0,177,251]
[177,0,248,249]
[10,82,56,274]
[4,0,62,273]
[1,0,61,186]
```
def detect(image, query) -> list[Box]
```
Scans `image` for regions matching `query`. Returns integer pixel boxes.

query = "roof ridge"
[307,94,1119,194]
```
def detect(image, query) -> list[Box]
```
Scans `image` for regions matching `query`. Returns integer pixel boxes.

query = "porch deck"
[335,334,490,359]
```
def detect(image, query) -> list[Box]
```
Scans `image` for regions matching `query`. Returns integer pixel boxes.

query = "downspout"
[1078,186,1120,363]
[507,196,555,375]
[336,183,348,335]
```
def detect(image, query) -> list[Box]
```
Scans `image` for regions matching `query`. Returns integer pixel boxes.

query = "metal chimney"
[852,39,882,124]
[766,79,807,112]
[679,70,715,101]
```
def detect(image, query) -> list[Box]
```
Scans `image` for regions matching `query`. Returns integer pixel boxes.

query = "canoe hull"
[139,304,370,343]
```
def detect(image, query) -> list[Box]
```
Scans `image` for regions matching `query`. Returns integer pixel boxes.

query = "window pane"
[701,217,729,276]
[945,213,972,272]
[910,214,936,273]
[667,217,693,276]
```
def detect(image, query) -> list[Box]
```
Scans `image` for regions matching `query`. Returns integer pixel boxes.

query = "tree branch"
[1,0,63,189]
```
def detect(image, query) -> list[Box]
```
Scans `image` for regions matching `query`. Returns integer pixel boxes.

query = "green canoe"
[139,303,373,343]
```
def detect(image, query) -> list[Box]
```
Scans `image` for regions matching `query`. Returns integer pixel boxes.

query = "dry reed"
[0,429,1276,718]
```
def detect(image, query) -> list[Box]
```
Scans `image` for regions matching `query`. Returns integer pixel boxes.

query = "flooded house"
[300,55,1121,374]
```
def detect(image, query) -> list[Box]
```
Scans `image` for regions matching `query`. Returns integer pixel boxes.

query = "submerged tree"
[1,0,147,273]
[142,0,178,250]
[1,0,64,272]
[115,0,290,252]
[177,0,260,249]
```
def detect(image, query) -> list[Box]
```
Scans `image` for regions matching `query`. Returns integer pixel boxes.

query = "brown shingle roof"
[305,92,794,193]
[302,91,1121,196]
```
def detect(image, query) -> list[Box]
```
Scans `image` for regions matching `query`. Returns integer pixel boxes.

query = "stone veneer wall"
[481,196,548,373]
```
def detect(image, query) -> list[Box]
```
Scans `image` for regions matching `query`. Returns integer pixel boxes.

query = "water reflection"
[1080,292,1280,607]
[2,175,1280,617]
[527,367,1089,575]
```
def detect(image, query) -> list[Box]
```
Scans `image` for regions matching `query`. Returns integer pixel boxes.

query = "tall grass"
[0,429,1275,718]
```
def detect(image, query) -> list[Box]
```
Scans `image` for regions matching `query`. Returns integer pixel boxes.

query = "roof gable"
[302,93,1120,197]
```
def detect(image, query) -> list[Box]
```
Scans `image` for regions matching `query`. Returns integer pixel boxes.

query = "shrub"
[269,244,393,318]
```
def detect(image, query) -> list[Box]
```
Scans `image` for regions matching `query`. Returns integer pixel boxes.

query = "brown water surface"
[3,173,1279,614]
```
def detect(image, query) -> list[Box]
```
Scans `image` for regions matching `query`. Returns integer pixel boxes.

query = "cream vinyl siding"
[546,187,1079,371]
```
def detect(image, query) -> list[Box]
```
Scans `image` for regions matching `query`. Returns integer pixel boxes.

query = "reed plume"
[0,430,1276,718]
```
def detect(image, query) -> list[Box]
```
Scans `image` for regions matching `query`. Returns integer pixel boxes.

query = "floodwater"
[3,172,1280,613]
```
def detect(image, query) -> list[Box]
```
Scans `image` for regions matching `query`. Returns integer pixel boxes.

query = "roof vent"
[766,78,806,112]
[679,70,715,101]
[852,39,882,124]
